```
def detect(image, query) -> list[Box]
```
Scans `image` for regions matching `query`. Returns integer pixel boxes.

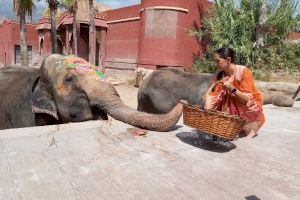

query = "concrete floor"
[0,95,299,199]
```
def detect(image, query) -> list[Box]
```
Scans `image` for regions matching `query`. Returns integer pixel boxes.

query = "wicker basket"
[182,102,246,140]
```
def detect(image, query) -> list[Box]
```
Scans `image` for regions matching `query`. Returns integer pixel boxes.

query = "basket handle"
[179,100,189,105]
[179,100,204,111]
[181,81,223,109]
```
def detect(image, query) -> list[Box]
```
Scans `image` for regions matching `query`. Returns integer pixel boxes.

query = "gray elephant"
[0,54,182,131]
[137,68,299,114]
[137,68,212,114]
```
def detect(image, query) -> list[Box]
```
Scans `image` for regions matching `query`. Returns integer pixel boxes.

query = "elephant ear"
[32,77,59,120]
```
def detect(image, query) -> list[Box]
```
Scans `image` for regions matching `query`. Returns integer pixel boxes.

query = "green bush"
[193,0,300,80]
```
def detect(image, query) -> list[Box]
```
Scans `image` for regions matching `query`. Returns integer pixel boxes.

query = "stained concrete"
[0,102,299,200]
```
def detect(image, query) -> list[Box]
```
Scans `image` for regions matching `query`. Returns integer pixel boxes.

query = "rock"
[256,81,299,95]
[272,95,294,107]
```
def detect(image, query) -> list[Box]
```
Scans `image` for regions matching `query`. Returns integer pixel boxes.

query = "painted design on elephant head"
[63,57,107,81]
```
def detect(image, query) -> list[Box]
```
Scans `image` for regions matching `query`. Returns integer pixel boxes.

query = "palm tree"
[13,0,35,67]
[62,0,78,55]
[89,0,95,64]
[47,0,59,54]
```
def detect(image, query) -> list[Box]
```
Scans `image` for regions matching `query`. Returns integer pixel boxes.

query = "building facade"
[35,0,108,67]
[0,0,211,71]
[0,21,39,66]
[104,0,211,70]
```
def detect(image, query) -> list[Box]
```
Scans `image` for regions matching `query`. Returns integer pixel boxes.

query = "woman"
[204,47,265,138]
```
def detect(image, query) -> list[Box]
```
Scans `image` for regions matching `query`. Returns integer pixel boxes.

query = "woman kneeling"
[205,47,265,138]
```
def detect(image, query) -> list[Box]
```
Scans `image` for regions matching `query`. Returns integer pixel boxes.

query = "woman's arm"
[231,88,250,104]
[223,82,250,104]
[223,68,256,105]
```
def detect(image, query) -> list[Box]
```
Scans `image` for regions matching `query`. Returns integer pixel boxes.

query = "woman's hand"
[223,81,235,92]
[223,81,250,104]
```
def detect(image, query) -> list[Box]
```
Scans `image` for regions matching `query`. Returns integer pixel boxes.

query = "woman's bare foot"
[246,130,258,138]
[243,122,259,139]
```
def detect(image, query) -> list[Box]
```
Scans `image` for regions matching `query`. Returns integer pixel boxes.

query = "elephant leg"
[137,91,161,114]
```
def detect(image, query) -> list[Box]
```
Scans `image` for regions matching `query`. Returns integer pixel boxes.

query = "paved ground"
[0,81,299,200]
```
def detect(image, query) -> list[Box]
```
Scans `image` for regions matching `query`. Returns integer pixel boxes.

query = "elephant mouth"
[91,104,108,120]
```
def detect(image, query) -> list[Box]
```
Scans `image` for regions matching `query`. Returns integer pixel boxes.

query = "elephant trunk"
[83,81,182,131]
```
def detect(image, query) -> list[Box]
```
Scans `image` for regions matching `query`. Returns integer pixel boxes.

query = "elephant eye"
[64,74,77,84]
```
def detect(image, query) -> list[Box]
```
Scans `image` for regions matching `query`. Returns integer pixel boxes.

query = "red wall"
[0,22,12,66]
[0,21,39,66]
[41,30,52,59]
[104,5,142,69]
[184,0,211,71]
[138,0,187,69]
[104,0,210,70]
[0,0,210,70]
[104,5,142,21]
[289,31,300,41]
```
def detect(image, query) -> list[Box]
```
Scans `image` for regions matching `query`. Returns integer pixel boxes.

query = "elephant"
[0,54,183,131]
[137,68,212,114]
[137,67,299,114]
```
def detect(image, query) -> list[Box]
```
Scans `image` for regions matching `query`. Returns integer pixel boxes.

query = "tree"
[13,0,36,67]
[256,0,267,51]
[47,0,59,54]
[193,0,299,78]
[89,0,95,64]
[61,0,78,55]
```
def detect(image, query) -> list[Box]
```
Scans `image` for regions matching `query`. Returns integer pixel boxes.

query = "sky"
[0,0,299,22]
[101,0,140,8]
[0,0,141,21]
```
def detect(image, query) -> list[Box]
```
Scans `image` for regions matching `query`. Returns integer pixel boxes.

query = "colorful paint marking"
[64,57,106,81]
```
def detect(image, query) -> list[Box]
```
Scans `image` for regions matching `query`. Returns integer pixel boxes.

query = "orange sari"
[205,65,265,128]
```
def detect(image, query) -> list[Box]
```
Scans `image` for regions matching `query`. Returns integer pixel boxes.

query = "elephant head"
[32,54,182,131]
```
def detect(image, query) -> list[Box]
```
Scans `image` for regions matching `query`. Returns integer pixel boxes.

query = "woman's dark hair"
[215,47,235,63]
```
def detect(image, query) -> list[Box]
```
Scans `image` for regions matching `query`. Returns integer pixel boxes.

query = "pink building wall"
[103,5,142,69]
[0,0,211,71]
[104,0,211,70]
[0,21,39,66]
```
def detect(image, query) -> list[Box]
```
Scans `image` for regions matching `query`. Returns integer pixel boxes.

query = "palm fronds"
[13,0,36,17]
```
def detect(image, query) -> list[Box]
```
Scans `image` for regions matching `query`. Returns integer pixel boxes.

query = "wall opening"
[39,39,44,55]
[57,39,63,55]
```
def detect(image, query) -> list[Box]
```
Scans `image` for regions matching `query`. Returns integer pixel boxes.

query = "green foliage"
[60,0,77,12]
[295,14,300,31]
[193,0,300,79]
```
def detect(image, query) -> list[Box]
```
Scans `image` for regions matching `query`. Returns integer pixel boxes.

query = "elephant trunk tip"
[154,103,183,132]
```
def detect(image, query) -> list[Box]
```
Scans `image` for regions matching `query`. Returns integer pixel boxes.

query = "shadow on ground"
[245,195,262,200]
[176,129,236,153]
